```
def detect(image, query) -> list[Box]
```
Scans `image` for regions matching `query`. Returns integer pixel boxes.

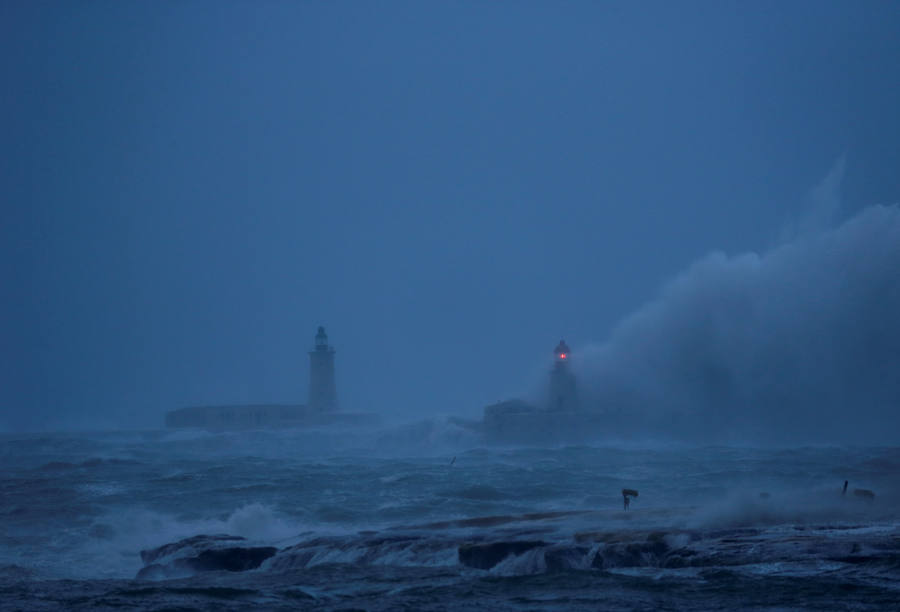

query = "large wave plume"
[576,203,900,444]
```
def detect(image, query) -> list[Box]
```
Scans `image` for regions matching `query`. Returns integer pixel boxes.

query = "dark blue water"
[2,426,898,610]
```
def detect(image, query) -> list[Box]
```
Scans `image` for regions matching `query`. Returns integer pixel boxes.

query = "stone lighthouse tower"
[548,339,577,411]
[308,326,338,412]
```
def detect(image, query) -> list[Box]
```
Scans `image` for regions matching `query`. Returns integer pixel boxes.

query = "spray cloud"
[576,169,899,444]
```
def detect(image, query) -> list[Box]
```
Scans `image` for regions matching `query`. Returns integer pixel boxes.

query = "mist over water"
[4,2,900,609]
[575,202,900,444]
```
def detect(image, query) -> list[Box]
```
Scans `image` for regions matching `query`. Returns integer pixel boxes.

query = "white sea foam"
[70,503,316,579]
[489,546,547,576]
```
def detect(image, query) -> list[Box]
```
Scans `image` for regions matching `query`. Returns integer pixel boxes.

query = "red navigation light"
[560,353,567,359]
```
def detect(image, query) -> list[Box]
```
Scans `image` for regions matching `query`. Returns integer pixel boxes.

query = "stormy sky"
[3,2,900,432]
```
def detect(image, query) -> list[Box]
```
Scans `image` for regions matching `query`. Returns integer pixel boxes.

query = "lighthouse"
[308,326,338,412]
[548,339,577,411]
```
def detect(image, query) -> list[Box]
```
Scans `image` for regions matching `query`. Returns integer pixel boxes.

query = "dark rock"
[458,540,546,570]
[141,534,246,565]
[136,534,276,579]
[179,547,277,573]
[829,553,900,566]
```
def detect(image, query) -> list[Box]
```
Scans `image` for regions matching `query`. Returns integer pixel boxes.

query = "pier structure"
[165,326,376,429]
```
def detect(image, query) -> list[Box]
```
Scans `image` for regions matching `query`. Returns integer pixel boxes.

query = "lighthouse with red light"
[548,339,577,411]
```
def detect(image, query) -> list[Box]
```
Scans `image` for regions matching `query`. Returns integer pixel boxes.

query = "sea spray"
[576,204,900,444]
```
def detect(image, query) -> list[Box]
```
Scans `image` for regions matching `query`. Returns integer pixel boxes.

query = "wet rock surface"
[544,545,591,572]
[458,540,546,569]
[137,534,277,580]
[140,534,246,565]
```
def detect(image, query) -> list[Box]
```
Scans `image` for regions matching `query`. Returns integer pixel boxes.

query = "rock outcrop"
[457,541,546,570]
[137,534,277,580]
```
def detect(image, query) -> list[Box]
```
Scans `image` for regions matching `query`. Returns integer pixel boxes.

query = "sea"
[1,422,898,611]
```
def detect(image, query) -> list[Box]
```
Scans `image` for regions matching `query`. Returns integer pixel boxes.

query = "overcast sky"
[2,1,900,431]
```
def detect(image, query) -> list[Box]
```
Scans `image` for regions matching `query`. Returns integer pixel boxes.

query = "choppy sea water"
[1,424,898,611]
